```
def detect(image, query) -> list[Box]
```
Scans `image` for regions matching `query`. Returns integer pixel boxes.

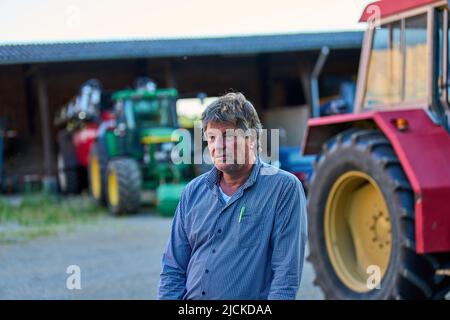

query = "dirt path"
[0,211,323,300]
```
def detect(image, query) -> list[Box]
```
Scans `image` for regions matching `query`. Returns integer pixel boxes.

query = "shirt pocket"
[237,210,264,248]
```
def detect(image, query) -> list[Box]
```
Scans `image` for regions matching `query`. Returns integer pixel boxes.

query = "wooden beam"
[299,69,313,115]
[298,53,314,115]
[23,64,36,135]
[164,59,177,88]
[257,54,271,110]
[36,68,55,177]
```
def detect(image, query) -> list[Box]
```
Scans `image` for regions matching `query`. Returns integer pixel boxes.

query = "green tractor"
[88,79,193,215]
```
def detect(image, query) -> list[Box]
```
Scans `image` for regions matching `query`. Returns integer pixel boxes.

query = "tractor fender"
[302,109,450,254]
[72,123,98,168]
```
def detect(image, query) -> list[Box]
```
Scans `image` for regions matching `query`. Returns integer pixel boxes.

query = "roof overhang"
[0,32,363,66]
[359,0,442,22]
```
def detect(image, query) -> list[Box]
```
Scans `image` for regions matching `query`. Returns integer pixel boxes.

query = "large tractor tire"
[106,158,141,215]
[308,129,450,299]
[88,142,108,205]
[57,131,83,194]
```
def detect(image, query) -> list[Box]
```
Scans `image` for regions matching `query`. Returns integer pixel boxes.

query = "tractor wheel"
[88,142,108,205]
[57,131,82,194]
[106,158,141,215]
[308,129,450,299]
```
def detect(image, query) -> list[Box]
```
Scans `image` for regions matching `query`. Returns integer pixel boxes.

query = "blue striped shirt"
[157,157,308,300]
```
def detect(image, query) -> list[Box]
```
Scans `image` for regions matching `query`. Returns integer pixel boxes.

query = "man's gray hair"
[201,92,262,144]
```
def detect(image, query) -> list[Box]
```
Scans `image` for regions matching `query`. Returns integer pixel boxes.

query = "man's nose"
[214,137,225,149]
[213,137,228,154]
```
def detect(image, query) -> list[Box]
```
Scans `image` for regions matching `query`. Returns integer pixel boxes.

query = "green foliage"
[0,194,105,226]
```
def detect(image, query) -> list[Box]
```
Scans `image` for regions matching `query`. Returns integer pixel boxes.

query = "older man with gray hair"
[158,92,307,300]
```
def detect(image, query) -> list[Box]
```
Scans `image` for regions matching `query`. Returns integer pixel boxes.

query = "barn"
[0,31,362,191]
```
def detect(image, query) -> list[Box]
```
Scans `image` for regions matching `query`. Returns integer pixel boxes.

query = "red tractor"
[55,79,113,194]
[302,0,450,299]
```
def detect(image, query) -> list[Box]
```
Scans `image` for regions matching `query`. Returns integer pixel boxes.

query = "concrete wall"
[263,105,310,148]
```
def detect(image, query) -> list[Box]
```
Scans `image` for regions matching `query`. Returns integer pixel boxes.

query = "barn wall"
[0,48,360,182]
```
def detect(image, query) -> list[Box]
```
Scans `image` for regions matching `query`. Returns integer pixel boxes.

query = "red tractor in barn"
[55,79,113,194]
[302,0,450,299]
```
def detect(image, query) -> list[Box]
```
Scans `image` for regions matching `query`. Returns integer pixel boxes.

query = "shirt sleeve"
[157,188,192,300]
[268,178,308,300]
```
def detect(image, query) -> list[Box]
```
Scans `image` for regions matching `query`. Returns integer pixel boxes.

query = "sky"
[0,0,374,44]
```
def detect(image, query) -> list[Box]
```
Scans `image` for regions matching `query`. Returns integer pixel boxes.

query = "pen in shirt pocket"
[238,205,246,223]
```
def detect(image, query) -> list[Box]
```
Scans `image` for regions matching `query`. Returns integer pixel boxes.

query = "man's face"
[205,121,255,174]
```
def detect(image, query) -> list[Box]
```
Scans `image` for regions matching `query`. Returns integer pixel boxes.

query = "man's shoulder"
[182,170,210,195]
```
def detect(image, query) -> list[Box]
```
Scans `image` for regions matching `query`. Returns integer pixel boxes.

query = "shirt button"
[212,249,216,253]
[218,229,222,234]
[205,269,209,274]
[202,291,206,296]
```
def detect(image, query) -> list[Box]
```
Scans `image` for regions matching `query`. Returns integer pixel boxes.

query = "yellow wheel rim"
[107,169,119,207]
[90,156,101,199]
[324,171,392,292]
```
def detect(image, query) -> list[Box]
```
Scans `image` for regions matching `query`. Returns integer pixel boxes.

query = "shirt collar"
[205,156,262,190]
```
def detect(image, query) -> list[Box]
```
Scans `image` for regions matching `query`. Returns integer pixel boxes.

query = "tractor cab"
[114,88,178,130]
[111,87,179,160]
[356,0,450,132]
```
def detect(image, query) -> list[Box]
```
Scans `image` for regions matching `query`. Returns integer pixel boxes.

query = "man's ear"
[248,136,258,152]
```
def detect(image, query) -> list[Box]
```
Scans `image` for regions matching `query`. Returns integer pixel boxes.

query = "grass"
[0,193,107,244]
[0,226,66,244]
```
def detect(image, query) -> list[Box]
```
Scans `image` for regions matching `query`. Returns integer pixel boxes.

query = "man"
[158,92,307,300]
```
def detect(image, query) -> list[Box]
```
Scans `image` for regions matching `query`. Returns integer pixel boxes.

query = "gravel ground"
[0,210,324,300]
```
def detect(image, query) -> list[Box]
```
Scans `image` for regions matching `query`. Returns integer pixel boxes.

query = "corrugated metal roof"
[0,31,363,65]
